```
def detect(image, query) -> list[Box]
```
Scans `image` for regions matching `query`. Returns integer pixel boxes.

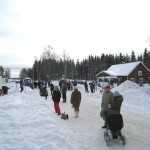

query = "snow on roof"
[105,61,144,76]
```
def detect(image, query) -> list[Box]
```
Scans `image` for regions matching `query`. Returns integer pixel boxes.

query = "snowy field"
[0,80,150,150]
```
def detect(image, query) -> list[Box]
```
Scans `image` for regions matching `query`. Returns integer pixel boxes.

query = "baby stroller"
[39,86,48,100]
[104,110,126,146]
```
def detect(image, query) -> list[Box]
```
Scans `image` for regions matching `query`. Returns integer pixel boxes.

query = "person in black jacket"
[111,91,123,113]
[84,81,89,92]
[20,78,24,92]
[49,82,54,95]
[52,86,61,115]
[61,83,67,102]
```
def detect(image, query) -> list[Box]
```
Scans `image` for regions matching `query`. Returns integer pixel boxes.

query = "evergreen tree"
[143,48,150,69]
[137,55,143,61]
[130,50,136,62]
[143,48,148,62]
[21,45,150,81]
[0,66,4,76]
[4,68,11,78]
[118,53,124,63]
[114,55,120,64]
[19,68,29,78]
[124,54,130,63]
[100,53,107,70]
[83,59,89,80]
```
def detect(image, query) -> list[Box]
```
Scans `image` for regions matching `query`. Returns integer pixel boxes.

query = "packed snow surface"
[0,80,150,150]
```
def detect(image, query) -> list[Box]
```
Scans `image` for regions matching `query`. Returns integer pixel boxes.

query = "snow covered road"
[0,81,150,150]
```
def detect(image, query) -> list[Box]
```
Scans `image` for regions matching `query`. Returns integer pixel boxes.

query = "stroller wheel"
[106,136,109,146]
[121,135,126,145]
[104,132,107,140]
[104,132,109,146]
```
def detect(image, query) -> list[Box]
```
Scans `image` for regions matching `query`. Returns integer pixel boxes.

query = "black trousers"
[62,93,66,102]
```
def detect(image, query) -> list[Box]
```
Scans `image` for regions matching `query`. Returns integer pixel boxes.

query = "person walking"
[89,82,94,93]
[101,85,114,128]
[49,82,54,95]
[61,82,67,102]
[52,86,61,115]
[20,78,24,92]
[70,86,81,118]
[84,80,89,92]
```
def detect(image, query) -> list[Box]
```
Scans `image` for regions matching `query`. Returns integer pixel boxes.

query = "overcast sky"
[1,0,150,69]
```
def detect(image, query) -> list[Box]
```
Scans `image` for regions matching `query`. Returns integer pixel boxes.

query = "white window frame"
[130,78,135,82]
[139,78,144,83]
[138,71,142,76]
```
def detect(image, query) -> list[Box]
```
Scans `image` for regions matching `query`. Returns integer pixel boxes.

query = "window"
[130,78,135,82]
[139,78,143,83]
[138,71,142,76]
[119,77,122,81]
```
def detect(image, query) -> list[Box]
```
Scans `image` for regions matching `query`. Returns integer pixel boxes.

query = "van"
[24,78,34,89]
[97,76,119,88]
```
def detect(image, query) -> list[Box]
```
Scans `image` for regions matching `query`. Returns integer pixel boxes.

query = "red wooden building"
[96,61,150,84]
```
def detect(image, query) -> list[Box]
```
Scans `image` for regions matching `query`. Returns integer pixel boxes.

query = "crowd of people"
[19,78,123,120]
[25,79,81,118]
[50,80,123,120]
[51,80,81,118]
[84,80,98,93]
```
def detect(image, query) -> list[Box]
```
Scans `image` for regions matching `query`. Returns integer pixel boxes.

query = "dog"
[2,86,9,95]
[61,112,69,120]
[0,89,4,96]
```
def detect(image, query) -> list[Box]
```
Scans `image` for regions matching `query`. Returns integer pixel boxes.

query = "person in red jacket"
[52,86,61,115]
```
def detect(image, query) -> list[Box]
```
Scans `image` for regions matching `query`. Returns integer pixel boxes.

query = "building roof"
[96,61,150,77]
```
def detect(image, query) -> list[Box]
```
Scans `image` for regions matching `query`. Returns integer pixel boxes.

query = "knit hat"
[105,85,110,89]
[114,91,120,96]
[74,86,78,90]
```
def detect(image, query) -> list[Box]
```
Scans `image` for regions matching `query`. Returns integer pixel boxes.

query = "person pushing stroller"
[101,85,124,128]
[101,85,114,128]
[101,89,125,145]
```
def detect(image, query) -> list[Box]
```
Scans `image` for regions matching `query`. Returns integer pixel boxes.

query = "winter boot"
[74,111,79,118]
[102,123,107,128]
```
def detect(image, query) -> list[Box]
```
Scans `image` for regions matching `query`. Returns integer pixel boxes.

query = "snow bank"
[112,80,150,115]
[0,83,78,150]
